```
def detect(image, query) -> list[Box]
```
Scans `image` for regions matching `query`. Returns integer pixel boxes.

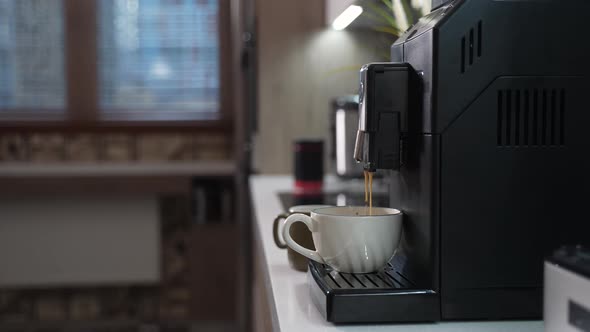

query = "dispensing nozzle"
[353,128,374,172]
[353,63,413,171]
[353,65,374,171]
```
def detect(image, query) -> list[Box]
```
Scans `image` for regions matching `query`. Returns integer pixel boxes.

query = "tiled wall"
[0,133,232,163]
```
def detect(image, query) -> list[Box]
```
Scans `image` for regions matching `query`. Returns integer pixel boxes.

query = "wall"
[254,0,390,174]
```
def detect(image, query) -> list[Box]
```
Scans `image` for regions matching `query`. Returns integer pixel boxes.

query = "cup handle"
[283,213,325,264]
[272,213,289,249]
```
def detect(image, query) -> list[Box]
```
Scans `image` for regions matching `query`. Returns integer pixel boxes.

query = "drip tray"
[308,260,440,323]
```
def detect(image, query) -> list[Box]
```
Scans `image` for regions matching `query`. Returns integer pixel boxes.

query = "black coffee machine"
[308,0,590,323]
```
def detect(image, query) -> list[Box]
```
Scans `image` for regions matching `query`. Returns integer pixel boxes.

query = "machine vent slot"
[477,20,482,57]
[460,37,466,73]
[469,28,474,65]
[497,91,503,145]
[514,90,524,146]
[542,90,547,145]
[497,88,565,147]
[560,89,565,145]
[533,89,539,145]
[550,90,556,145]
[460,20,483,73]
[523,90,530,145]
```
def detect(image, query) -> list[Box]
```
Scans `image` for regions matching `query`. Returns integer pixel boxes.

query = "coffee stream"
[363,170,374,216]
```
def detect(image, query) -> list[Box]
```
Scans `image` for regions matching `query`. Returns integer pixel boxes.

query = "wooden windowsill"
[0,161,236,178]
[0,119,233,133]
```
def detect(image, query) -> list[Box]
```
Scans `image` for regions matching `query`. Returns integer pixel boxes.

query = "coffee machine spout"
[353,63,412,171]
[353,66,374,170]
[353,128,372,171]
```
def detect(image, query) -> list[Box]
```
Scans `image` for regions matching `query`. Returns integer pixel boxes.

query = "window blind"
[0,0,65,111]
[98,0,220,120]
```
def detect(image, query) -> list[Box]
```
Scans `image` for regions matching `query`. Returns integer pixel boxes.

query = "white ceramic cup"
[282,206,403,273]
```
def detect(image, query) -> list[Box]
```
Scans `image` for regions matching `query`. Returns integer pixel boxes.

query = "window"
[99,0,220,120]
[0,0,229,128]
[0,0,65,115]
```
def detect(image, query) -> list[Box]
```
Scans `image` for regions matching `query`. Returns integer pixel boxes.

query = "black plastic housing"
[360,63,418,170]
[309,0,590,323]
[389,0,590,321]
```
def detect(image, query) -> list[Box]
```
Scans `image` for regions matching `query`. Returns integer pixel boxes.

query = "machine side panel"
[390,134,440,293]
[435,0,590,133]
[440,76,590,319]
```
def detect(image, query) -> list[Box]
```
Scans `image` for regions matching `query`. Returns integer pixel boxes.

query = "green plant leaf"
[362,10,389,26]
[381,0,393,12]
[400,0,415,25]
[365,2,399,29]
[372,25,401,36]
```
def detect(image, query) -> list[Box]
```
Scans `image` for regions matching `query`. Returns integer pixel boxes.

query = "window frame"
[0,0,233,132]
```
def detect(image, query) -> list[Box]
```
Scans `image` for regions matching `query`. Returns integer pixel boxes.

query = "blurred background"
[0,0,426,331]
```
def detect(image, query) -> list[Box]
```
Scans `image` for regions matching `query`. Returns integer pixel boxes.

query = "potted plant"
[363,0,429,59]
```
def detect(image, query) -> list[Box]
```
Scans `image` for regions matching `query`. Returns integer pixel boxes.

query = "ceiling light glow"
[332,5,363,31]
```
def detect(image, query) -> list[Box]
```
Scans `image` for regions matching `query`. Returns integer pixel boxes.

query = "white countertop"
[250,175,544,332]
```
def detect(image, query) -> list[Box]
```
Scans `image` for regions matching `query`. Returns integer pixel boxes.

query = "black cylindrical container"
[294,139,323,194]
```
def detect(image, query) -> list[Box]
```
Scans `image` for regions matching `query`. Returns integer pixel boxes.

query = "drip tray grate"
[308,260,439,323]
[319,262,415,290]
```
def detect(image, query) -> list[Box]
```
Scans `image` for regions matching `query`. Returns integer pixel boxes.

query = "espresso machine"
[308,0,590,323]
